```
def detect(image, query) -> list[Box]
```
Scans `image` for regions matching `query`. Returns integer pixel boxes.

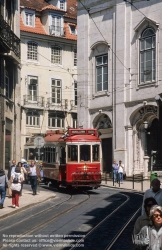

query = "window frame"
[26,111,40,127]
[24,9,35,27]
[139,28,156,84]
[27,41,38,61]
[27,76,38,102]
[96,54,108,92]
[48,112,65,128]
[74,47,77,66]
[51,79,62,104]
[51,46,62,64]
[58,0,66,11]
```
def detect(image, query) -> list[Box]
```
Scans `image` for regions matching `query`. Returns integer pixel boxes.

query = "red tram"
[43,128,101,188]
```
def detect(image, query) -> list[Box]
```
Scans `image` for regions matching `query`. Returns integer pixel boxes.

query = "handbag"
[5,176,8,189]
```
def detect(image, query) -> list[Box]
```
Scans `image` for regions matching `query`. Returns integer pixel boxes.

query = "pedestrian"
[112,159,118,182]
[133,197,157,235]
[118,160,124,183]
[133,205,162,250]
[10,166,23,208]
[17,162,27,196]
[0,169,8,209]
[7,159,17,198]
[27,161,41,195]
[141,178,162,215]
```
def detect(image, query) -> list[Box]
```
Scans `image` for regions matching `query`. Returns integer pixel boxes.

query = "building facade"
[20,0,77,161]
[77,0,162,177]
[0,0,21,168]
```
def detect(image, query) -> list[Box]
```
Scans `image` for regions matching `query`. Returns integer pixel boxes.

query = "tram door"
[102,138,112,173]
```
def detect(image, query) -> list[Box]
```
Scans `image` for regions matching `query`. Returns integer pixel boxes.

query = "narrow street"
[0,185,143,250]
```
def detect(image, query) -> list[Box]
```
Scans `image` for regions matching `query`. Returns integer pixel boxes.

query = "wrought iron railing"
[23,95,44,107]
[49,25,64,36]
[0,15,20,58]
[47,98,68,109]
[70,100,77,109]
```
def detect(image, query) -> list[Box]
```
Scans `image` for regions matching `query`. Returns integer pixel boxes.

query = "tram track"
[0,191,90,249]
[68,192,143,250]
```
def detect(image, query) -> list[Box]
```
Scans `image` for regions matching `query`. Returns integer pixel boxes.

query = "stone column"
[143,156,149,179]
[125,126,133,176]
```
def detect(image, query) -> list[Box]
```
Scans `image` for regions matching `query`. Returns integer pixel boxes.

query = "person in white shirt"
[141,178,162,215]
[118,160,124,183]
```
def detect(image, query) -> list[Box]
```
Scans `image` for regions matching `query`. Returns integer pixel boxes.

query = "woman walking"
[133,205,162,249]
[17,162,27,196]
[10,166,23,208]
[0,169,8,209]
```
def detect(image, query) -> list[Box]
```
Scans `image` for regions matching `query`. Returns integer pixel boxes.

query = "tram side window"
[60,147,66,164]
[92,145,100,162]
[68,145,78,162]
[44,147,56,163]
[80,145,90,161]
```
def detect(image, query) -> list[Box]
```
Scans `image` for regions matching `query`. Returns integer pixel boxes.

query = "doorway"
[102,138,112,173]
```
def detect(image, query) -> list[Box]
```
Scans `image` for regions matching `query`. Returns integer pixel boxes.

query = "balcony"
[70,100,77,110]
[49,25,64,36]
[23,95,44,108]
[47,98,68,110]
[0,15,20,59]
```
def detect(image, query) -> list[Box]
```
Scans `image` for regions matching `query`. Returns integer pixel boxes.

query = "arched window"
[140,28,155,83]
[51,46,61,64]
[26,111,40,126]
[27,42,38,61]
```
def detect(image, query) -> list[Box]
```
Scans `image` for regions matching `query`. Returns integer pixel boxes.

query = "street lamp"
[143,121,148,156]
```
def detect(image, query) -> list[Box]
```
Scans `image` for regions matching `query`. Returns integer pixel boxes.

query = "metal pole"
[133,174,134,189]
[141,174,143,191]
[144,129,148,156]
[113,172,114,186]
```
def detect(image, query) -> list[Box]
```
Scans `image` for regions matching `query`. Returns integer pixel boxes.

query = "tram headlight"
[84,165,87,171]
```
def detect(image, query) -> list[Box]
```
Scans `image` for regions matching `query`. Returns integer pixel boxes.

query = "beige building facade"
[20,0,77,160]
[0,0,21,168]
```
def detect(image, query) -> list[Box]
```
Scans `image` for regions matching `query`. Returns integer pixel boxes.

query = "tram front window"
[80,145,90,161]
[68,145,78,162]
[92,145,100,162]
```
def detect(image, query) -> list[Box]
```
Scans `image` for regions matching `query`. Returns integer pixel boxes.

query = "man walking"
[141,178,162,215]
[8,160,16,198]
[112,160,118,183]
[28,161,40,195]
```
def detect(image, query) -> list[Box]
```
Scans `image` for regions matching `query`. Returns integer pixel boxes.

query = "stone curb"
[101,184,144,193]
[0,195,56,220]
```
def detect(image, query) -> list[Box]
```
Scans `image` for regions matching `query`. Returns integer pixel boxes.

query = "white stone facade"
[77,0,162,176]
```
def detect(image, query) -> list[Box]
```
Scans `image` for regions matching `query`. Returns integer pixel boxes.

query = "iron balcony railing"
[47,98,68,109]
[23,95,44,107]
[49,25,64,36]
[0,15,20,58]
[70,100,77,109]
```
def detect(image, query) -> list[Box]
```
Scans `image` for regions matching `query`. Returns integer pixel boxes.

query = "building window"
[74,81,77,105]
[27,42,38,61]
[48,112,65,128]
[96,55,108,92]
[140,28,155,83]
[26,111,40,126]
[24,10,35,27]
[72,113,77,128]
[59,0,66,11]
[51,79,61,104]
[69,25,77,35]
[27,76,38,101]
[51,46,61,64]
[74,47,77,66]
[50,15,63,36]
